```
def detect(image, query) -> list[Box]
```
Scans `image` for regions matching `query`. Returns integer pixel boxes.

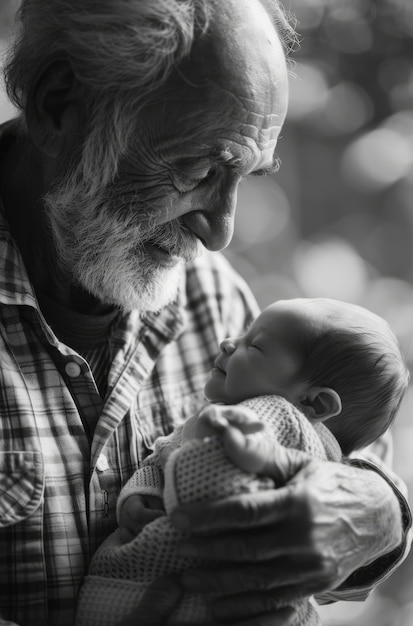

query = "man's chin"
[81,264,183,314]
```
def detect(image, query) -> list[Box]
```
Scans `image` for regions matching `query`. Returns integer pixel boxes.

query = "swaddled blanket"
[76,395,342,625]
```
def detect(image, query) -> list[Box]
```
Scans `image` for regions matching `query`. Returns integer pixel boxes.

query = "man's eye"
[174,164,213,192]
[176,175,207,192]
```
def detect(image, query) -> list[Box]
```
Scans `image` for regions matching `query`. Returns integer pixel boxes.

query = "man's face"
[45,0,289,312]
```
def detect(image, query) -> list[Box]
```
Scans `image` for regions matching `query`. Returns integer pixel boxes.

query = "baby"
[76,298,409,626]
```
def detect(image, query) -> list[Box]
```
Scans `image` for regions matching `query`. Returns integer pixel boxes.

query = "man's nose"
[182,179,239,251]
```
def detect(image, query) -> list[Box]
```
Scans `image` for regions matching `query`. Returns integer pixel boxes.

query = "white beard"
[68,219,186,313]
[43,162,202,313]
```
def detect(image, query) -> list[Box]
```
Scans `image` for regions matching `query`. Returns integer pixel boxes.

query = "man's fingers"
[120,574,286,626]
[211,592,297,625]
[177,524,309,561]
[223,429,312,484]
[180,556,323,595]
[171,487,294,532]
[236,607,297,626]
[261,443,311,484]
[222,427,271,474]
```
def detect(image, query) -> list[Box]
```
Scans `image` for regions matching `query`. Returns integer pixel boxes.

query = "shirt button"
[65,361,82,378]
[96,454,109,472]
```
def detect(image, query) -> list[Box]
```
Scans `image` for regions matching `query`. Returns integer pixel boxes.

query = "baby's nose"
[220,338,236,354]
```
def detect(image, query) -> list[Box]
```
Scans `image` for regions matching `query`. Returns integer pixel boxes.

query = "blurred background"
[0,0,412,624]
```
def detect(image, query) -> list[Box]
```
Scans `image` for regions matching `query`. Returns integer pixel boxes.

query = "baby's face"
[204,302,308,404]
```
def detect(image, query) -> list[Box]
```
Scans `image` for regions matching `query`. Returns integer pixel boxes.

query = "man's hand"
[118,576,297,626]
[169,406,403,622]
[119,494,165,544]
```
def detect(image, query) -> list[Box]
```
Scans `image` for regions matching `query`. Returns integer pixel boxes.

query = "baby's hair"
[298,302,410,455]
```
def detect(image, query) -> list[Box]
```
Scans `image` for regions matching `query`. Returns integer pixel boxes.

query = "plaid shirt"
[0,205,261,625]
[0,202,411,625]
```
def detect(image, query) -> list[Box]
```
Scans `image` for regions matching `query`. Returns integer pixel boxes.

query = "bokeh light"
[323,6,373,54]
[341,127,413,191]
[292,237,369,301]
[321,81,373,135]
[232,177,291,250]
[287,61,329,120]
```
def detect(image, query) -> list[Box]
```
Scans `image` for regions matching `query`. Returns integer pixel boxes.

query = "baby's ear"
[298,387,342,422]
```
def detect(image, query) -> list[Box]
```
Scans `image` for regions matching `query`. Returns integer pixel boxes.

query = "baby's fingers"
[199,404,265,435]
[119,495,165,543]
[120,508,165,543]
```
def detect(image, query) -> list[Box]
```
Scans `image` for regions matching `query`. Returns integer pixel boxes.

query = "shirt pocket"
[0,450,44,527]
[0,451,47,625]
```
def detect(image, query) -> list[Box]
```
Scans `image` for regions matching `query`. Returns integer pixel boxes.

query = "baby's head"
[204,298,409,455]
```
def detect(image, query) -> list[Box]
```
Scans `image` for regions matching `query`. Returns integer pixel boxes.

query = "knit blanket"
[76,395,341,625]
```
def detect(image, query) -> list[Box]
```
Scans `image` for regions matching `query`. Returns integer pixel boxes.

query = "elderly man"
[0,0,410,625]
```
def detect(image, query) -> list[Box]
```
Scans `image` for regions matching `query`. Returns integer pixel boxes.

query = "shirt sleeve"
[316,441,412,604]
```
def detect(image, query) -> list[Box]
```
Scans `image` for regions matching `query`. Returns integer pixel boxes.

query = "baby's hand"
[195,404,268,473]
[194,404,264,438]
[119,494,165,544]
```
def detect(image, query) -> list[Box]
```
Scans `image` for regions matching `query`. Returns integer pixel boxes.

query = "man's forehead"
[142,0,288,129]
[177,0,285,86]
[143,77,284,172]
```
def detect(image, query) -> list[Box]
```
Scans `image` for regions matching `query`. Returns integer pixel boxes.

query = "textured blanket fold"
[76,395,341,625]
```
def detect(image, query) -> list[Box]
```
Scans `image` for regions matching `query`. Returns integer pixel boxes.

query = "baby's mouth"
[213,356,226,374]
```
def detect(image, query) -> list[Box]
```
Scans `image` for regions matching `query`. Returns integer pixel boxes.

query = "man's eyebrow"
[211,148,281,177]
[211,147,240,165]
[250,154,281,177]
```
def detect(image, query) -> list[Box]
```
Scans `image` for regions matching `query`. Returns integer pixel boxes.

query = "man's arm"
[316,457,412,604]
[317,430,412,603]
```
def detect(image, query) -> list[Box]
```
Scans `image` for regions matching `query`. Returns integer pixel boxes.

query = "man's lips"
[144,232,202,265]
[144,241,180,267]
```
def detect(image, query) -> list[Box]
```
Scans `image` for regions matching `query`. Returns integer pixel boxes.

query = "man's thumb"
[223,427,311,484]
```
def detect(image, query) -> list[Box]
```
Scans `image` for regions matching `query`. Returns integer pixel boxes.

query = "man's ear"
[26,58,82,159]
[298,387,342,422]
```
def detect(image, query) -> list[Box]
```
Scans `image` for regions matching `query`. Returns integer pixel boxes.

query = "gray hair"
[5,0,212,106]
[4,0,297,181]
